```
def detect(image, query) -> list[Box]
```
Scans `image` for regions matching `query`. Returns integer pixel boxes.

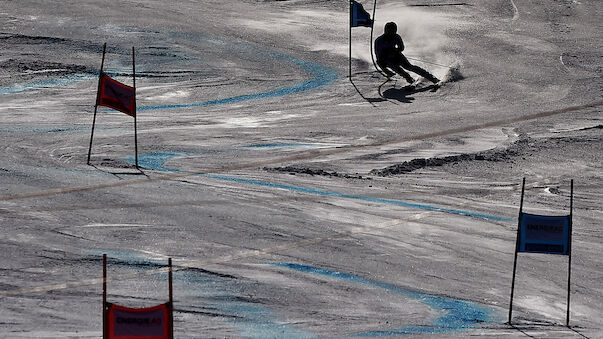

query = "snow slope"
[0,0,601,337]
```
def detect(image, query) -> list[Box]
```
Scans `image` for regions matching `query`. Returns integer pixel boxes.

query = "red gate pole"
[132,46,138,169]
[103,254,107,339]
[88,43,106,165]
[168,258,173,339]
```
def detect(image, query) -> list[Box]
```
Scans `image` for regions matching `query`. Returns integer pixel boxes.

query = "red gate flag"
[106,302,171,339]
[98,73,136,117]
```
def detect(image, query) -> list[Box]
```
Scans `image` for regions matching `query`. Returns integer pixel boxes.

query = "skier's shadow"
[350,78,386,107]
[380,82,439,104]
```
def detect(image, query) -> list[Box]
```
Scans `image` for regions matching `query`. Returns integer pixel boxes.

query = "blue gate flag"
[518,213,571,255]
[351,0,373,27]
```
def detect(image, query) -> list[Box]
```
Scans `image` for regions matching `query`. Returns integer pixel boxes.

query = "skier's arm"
[396,35,405,53]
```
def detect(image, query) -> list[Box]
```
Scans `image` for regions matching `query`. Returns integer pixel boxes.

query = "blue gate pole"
[508,177,525,324]
[566,179,573,327]
[349,0,353,79]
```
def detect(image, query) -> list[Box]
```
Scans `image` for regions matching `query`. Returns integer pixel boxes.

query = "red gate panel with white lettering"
[106,303,171,339]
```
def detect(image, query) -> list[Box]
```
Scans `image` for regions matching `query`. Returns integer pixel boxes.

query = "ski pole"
[406,56,457,69]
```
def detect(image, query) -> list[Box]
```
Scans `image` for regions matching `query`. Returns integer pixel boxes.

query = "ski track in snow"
[128,152,512,222]
[2,2,601,336]
[0,32,339,115]
[509,0,519,21]
[83,250,501,337]
[273,263,501,336]
[86,250,316,338]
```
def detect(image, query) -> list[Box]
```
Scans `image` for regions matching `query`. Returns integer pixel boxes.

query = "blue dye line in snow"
[0,71,144,97]
[206,296,315,339]
[0,73,95,96]
[1,33,338,111]
[87,250,315,338]
[129,152,513,222]
[127,152,186,173]
[0,126,86,134]
[138,54,338,111]
[0,125,123,134]
[203,174,511,222]
[272,263,501,336]
[241,143,318,148]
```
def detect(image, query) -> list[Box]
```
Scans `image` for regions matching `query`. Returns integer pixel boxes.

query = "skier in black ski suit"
[375,22,439,84]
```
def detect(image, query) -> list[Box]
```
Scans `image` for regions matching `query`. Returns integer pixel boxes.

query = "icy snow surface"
[0,0,602,338]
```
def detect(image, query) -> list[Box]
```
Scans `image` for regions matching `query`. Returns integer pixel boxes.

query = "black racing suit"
[374,33,439,84]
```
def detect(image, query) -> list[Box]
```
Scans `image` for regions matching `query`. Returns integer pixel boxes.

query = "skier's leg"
[388,61,415,84]
[377,59,396,78]
[399,55,439,83]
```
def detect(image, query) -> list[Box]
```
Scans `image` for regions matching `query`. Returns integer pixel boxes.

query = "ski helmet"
[384,22,397,35]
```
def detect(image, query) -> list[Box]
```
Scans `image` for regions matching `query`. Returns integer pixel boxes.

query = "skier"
[374,22,439,85]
